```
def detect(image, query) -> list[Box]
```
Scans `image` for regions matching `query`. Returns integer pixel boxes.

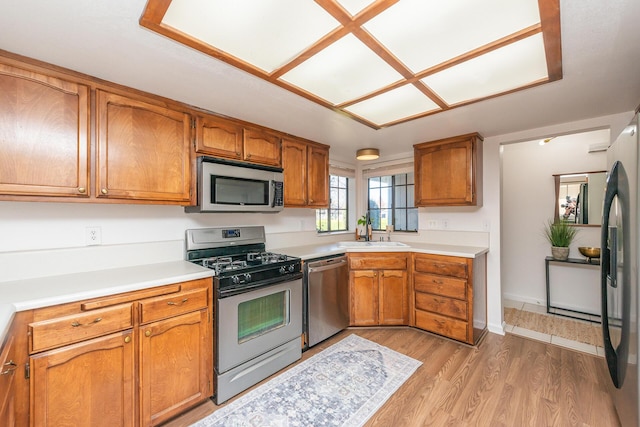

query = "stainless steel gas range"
[185,226,302,404]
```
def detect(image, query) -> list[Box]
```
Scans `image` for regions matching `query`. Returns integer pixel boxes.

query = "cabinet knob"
[124,336,131,343]
[145,330,151,337]
[101,188,108,195]
[78,187,86,194]
[246,154,252,159]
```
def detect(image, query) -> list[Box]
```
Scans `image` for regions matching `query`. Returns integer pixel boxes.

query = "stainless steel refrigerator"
[601,111,639,426]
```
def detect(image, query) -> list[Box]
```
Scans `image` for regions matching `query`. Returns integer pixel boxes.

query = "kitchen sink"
[337,241,409,248]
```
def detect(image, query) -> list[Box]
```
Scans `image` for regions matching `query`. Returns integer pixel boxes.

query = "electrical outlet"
[440,219,449,229]
[86,226,102,246]
[427,220,438,229]
[482,219,491,231]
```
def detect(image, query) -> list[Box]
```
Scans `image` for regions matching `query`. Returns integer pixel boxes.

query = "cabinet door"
[379,269,408,325]
[95,90,192,203]
[282,138,307,206]
[0,63,90,197]
[349,270,378,326]
[414,133,482,206]
[195,115,242,160]
[242,128,281,166]
[30,330,135,427]
[139,309,212,427]
[307,144,329,207]
[0,336,16,427]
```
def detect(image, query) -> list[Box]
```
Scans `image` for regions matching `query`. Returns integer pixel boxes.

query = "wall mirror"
[553,171,606,226]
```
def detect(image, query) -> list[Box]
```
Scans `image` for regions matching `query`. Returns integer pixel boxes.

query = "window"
[368,172,418,231]
[316,175,349,232]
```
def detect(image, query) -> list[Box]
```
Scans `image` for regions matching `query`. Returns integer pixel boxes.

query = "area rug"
[191,334,422,427]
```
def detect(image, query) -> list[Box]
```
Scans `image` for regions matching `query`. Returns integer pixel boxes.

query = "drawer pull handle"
[71,317,102,327]
[1,360,17,375]
[167,298,188,306]
[432,279,444,284]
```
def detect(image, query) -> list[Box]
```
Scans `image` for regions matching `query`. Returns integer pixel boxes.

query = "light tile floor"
[504,299,604,357]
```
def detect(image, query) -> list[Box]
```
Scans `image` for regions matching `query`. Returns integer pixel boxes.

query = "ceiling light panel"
[162,0,339,73]
[421,33,548,105]
[363,0,541,73]
[345,84,441,126]
[280,34,404,105]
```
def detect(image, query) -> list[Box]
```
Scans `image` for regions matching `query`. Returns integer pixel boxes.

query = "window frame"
[316,174,350,233]
[367,172,418,232]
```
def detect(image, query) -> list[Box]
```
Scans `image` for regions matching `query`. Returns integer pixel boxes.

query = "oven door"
[217,277,302,374]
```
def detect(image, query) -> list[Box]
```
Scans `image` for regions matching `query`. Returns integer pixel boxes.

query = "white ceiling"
[1,0,639,163]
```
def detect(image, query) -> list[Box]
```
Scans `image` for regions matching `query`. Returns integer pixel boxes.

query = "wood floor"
[163,328,620,427]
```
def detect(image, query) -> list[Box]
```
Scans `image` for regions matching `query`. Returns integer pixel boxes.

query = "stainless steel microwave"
[186,157,284,213]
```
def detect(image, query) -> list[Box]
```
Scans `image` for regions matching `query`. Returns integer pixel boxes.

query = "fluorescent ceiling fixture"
[337,0,376,16]
[163,0,339,73]
[345,84,441,126]
[421,34,549,105]
[280,34,404,105]
[141,0,562,129]
[363,0,541,72]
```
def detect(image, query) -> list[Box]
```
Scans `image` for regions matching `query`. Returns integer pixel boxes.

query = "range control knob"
[244,273,252,282]
[279,266,287,274]
[231,276,241,284]
[288,264,295,272]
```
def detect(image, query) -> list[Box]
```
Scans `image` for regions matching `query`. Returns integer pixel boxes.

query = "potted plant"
[543,219,579,260]
[356,215,367,240]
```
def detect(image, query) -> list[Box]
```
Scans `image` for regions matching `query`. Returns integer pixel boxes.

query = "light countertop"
[0,242,488,344]
[0,261,214,341]
[276,241,489,260]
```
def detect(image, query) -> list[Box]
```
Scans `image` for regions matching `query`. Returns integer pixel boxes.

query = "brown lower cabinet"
[0,333,17,427]
[412,253,487,345]
[349,253,409,326]
[25,278,213,427]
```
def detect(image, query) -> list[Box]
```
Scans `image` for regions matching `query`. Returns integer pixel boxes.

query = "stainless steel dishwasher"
[303,254,349,348]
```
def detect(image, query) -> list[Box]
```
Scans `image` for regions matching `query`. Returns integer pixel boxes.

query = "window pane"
[379,186,391,209]
[395,188,407,208]
[395,212,406,230]
[407,173,414,184]
[337,210,347,230]
[407,184,415,206]
[330,188,339,209]
[408,208,418,231]
[395,174,406,185]
[369,176,380,187]
[316,209,328,232]
[380,175,392,186]
[338,176,347,187]
[338,188,347,208]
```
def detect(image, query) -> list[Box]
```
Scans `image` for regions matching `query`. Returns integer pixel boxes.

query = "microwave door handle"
[271,181,276,208]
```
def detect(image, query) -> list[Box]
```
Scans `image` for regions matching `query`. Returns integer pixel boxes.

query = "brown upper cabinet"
[96,90,192,204]
[0,62,90,198]
[195,114,281,167]
[282,138,329,208]
[414,133,483,207]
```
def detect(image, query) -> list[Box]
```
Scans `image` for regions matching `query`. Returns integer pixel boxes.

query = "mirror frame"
[553,170,606,227]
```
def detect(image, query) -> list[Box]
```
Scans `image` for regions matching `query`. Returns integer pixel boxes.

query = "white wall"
[501,130,607,312]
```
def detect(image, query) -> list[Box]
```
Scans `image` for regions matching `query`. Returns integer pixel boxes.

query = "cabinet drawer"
[139,287,209,324]
[415,292,467,320]
[349,254,407,270]
[30,303,133,353]
[414,256,468,278]
[415,310,467,342]
[414,273,467,300]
